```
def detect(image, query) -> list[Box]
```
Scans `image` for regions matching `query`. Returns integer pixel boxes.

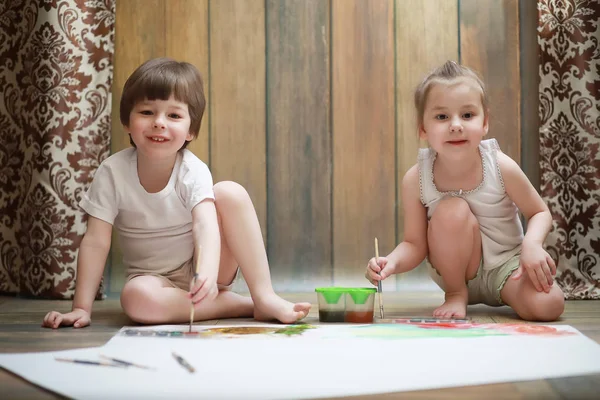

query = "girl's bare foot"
[433,291,468,319]
[254,294,311,324]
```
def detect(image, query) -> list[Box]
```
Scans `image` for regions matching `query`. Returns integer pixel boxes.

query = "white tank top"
[418,138,523,270]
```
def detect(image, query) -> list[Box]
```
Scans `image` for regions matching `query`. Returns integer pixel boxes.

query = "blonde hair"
[414,61,488,127]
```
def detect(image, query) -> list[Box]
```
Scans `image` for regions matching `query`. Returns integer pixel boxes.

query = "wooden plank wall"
[460,0,520,161]
[109,0,521,292]
[266,0,332,290]
[331,0,395,287]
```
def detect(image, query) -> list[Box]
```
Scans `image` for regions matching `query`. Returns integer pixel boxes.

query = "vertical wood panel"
[210,1,267,242]
[519,0,540,189]
[110,0,166,292]
[266,0,331,290]
[332,0,395,286]
[460,0,521,162]
[111,0,166,154]
[166,0,209,163]
[395,0,459,287]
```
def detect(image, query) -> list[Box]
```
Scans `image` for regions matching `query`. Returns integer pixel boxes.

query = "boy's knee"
[431,197,476,229]
[214,181,250,207]
[121,282,161,323]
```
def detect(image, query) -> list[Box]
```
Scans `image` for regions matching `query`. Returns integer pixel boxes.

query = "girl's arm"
[498,151,555,292]
[385,165,429,275]
[498,152,553,244]
[190,199,220,303]
[72,216,113,314]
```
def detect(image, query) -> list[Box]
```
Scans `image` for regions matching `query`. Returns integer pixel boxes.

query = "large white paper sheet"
[1,323,600,399]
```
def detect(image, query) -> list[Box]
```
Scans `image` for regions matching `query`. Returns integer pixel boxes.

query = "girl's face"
[126,95,192,160]
[419,80,488,160]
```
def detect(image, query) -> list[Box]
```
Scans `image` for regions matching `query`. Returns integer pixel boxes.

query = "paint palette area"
[386,318,472,324]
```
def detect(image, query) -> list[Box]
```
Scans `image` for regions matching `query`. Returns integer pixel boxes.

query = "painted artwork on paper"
[1,323,598,400]
[118,322,575,341]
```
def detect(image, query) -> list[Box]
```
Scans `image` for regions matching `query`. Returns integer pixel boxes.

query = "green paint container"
[315,287,347,322]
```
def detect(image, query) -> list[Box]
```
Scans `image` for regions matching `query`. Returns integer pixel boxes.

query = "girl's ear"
[418,124,427,140]
[186,132,194,141]
[483,111,489,136]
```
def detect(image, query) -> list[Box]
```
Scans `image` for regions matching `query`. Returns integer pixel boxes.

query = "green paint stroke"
[274,324,316,336]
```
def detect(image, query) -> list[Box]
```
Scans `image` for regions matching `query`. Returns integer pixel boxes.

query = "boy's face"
[418,80,488,159]
[125,96,192,159]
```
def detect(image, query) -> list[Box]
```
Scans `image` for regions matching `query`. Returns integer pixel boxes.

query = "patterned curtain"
[0,0,114,299]
[539,0,600,299]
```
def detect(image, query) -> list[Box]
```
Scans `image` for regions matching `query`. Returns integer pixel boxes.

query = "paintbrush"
[172,351,195,373]
[99,354,155,370]
[189,245,202,333]
[55,357,126,368]
[375,237,384,319]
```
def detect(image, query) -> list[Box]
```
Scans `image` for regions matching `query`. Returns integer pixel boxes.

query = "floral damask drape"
[0,0,114,298]
[539,0,600,299]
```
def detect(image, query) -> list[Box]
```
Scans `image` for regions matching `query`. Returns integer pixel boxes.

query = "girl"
[365,61,564,321]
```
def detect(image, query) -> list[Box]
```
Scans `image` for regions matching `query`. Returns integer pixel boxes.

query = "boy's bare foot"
[254,294,311,324]
[433,292,468,319]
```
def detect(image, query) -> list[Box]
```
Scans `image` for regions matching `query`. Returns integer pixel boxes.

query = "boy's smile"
[126,96,193,159]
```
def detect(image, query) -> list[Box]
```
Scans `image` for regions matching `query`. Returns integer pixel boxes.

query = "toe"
[294,302,311,312]
[295,312,307,322]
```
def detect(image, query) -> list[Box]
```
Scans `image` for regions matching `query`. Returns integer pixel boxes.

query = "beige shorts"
[127,261,239,292]
[427,254,520,306]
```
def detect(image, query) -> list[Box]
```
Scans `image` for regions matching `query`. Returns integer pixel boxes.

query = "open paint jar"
[315,287,346,322]
[345,288,376,323]
[315,287,377,323]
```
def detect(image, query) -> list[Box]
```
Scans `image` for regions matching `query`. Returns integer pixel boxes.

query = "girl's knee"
[522,286,565,322]
[214,181,250,207]
[430,197,477,231]
[536,287,565,321]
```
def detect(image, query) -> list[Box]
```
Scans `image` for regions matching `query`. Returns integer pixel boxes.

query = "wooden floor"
[1,291,599,399]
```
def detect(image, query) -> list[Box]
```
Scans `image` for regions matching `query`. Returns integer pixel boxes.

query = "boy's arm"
[72,216,113,314]
[386,165,429,275]
[190,199,220,302]
[43,216,112,328]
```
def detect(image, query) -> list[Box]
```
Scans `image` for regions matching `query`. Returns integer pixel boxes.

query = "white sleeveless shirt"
[418,139,523,270]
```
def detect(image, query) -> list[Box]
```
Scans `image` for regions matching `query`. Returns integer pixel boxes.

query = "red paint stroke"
[391,319,575,336]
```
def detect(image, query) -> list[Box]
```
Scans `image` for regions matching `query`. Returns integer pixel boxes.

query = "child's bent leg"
[428,197,481,319]
[121,275,254,324]
[500,272,564,321]
[214,181,311,323]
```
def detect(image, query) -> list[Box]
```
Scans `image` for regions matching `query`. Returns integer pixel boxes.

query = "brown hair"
[120,58,206,149]
[414,61,488,127]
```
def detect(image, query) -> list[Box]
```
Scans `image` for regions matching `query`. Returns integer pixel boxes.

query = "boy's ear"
[186,132,194,141]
